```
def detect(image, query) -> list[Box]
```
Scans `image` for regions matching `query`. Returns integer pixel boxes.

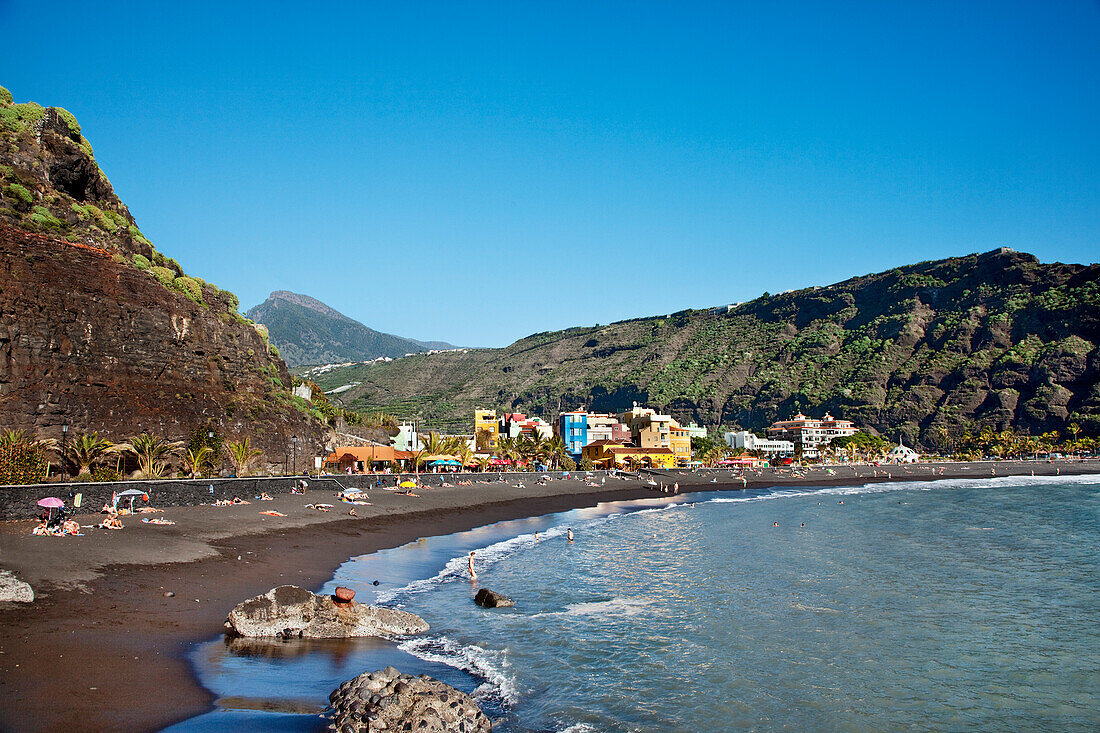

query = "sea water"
[170,475,1100,732]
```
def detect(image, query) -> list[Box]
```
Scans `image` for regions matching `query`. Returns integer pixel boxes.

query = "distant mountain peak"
[246,292,457,367]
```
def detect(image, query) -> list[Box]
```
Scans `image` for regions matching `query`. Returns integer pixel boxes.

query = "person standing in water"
[567,528,574,543]
[468,551,477,580]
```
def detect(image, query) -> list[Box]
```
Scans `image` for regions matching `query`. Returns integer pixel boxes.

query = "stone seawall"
[0,471,612,519]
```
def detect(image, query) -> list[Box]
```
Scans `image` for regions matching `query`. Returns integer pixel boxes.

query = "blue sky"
[2,1,1097,347]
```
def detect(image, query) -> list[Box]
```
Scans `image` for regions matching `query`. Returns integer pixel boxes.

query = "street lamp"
[61,424,69,480]
[291,436,298,475]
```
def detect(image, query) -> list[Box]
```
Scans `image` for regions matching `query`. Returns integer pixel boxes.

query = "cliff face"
[308,249,1100,445]
[0,87,321,465]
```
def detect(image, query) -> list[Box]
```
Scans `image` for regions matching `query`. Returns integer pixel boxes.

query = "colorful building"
[582,440,676,469]
[669,423,692,465]
[558,411,588,456]
[474,409,500,450]
[766,412,857,457]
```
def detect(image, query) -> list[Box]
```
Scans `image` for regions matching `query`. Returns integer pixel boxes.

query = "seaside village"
[322,406,922,475]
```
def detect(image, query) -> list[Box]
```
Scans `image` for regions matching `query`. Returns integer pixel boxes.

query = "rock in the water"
[474,588,515,608]
[0,570,34,603]
[328,667,491,733]
[224,585,428,638]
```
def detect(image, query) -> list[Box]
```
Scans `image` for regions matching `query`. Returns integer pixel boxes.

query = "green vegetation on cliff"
[307,249,1100,445]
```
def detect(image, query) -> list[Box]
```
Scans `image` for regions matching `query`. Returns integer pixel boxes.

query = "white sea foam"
[529,596,656,620]
[706,471,1100,507]
[557,724,599,733]
[398,635,520,707]
[376,516,620,604]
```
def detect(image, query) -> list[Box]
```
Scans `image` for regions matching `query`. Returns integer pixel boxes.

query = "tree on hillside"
[66,432,124,477]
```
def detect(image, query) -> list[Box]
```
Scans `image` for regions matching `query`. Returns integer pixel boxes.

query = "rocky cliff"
[0,86,321,466]
[310,249,1100,446]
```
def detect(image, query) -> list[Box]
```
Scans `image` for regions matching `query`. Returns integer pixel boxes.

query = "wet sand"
[0,460,1096,732]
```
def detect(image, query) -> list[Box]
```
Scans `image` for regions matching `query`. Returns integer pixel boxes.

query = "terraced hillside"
[307,249,1100,445]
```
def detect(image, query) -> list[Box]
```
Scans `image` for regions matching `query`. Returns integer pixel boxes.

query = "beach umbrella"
[399,480,418,488]
[36,497,64,521]
[116,488,146,512]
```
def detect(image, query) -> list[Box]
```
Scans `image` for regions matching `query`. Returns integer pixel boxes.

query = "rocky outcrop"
[225,585,428,638]
[473,588,514,608]
[328,666,491,733]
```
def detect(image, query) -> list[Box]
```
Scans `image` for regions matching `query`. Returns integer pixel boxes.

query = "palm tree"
[546,436,568,470]
[455,443,474,472]
[66,432,123,477]
[475,455,491,473]
[126,433,183,478]
[182,445,213,479]
[226,437,262,477]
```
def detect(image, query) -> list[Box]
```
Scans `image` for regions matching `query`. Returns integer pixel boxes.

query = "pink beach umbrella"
[36,497,64,521]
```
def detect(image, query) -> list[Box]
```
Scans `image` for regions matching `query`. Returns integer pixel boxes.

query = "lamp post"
[61,424,69,480]
[291,436,298,475]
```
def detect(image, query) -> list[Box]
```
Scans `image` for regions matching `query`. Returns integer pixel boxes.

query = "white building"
[685,422,708,440]
[293,383,313,402]
[724,431,795,455]
[886,440,920,463]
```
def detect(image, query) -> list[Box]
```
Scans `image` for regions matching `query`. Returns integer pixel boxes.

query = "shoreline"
[1,459,1097,732]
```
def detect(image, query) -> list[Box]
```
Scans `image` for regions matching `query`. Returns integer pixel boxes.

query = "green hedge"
[0,443,48,485]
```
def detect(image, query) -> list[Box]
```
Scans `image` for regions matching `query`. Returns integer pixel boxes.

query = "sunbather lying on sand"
[259,510,286,517]
[259,493,273,501]
[134,507,161,513]
[140,517,176,525]
[98,516,124,530]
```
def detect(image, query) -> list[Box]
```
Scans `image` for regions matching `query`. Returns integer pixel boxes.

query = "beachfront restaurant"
[324,445,396,473]
[582,440,677,469]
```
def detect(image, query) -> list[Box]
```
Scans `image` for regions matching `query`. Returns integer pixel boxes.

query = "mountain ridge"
[246,290,457,367]
[307,248,1100,445]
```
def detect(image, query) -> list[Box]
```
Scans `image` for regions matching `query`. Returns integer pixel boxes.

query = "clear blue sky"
[2,1,1097,347]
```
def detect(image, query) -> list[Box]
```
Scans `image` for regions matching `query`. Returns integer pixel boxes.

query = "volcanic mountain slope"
[309,249,1100,445]
[0,85,323,465]
[246,291,456,367]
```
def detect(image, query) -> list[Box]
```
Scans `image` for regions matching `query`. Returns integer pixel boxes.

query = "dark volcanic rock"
[0,226,321,466]
[225,585,428,638]
[474,588,515,608]
[328,667,491,733]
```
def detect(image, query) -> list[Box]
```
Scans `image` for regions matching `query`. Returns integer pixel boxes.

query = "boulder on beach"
[474,587,515,608]
[224,585,428,638]
[328,666,491,733]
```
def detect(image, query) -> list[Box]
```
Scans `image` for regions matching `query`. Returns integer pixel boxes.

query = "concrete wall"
[0,470,611,520]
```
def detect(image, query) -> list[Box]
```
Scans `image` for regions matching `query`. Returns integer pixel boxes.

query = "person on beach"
[468,551,477,580]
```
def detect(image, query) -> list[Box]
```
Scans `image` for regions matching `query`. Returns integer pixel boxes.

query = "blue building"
[558,412,588,457]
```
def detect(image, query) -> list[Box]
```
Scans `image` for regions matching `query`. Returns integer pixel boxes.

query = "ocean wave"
[376,515,623,604]
[706,471,1100,507]
[557,724,599,733]
[529,596,656,620]
[397,635,519,707]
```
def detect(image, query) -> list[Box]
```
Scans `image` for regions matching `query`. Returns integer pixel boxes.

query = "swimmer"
[534,531,539,541]
[773,521,779,527]
[567,528,574,543]
[800,522,805,527]
[468,551,477,580]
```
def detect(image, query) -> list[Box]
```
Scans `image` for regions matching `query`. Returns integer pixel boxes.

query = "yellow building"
[474,409,499,450]
[582,440,677,469]
[669,422,691,466]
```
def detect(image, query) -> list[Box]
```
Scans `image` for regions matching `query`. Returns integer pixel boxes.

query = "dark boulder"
[474,588,515,608]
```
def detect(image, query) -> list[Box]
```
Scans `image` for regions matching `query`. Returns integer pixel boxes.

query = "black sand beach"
[1,459,1096,732]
